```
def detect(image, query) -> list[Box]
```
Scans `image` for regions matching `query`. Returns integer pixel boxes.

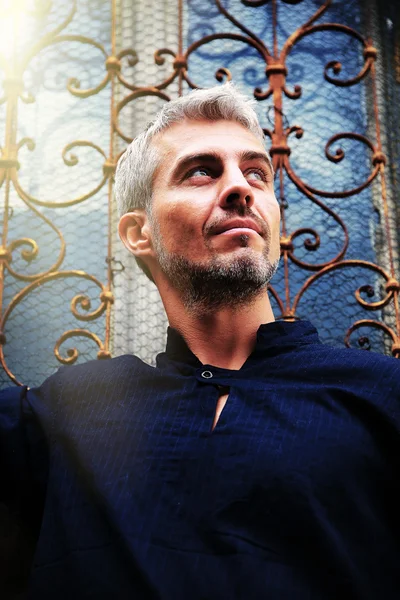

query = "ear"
[118,210,154,259]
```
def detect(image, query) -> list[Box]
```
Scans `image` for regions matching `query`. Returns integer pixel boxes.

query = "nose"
[218,167,254,210]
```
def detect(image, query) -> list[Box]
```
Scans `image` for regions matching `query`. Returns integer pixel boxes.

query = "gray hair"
[114,83,268,282]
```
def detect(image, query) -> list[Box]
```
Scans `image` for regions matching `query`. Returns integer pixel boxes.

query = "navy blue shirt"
[1,320,400,599]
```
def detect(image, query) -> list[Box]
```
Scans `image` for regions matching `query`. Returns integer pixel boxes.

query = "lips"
[214,218,262,236]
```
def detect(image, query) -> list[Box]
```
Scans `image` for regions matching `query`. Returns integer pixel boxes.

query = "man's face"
[148,118,281,311]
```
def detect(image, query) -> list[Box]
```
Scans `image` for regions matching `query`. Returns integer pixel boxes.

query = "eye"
[187,167,212,178]
[246,168,268,183]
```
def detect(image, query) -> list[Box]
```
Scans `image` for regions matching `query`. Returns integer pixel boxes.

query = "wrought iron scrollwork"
[0,0,116,384]
[1,0,399,388]
[148,0,397,356]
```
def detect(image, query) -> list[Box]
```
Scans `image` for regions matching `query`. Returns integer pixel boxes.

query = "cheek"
[262,199,280,234]
[272,212,281,239]
[264,202,281,256]
[160,205,200,248]
[270,200,281,231]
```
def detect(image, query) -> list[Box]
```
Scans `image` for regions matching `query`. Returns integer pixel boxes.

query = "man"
[1,83,400,599]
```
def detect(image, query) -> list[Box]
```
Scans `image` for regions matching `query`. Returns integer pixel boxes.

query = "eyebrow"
[171,149,273,182]
[240,150,273,174]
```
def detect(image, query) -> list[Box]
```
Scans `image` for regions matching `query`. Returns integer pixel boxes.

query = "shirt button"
[201,370,213,379]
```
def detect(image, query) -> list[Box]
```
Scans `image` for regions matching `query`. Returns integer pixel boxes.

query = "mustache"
[205,208,270,239]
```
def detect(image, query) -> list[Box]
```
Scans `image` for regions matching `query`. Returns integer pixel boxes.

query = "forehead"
[153,118,266,166]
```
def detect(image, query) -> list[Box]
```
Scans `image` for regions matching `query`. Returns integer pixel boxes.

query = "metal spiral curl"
[325,132,375,163]
[292,260,394,321]
[114,49,140,91]
[0,271,111,380]
[215,67,232,83]
[62,140,107,168]
[354,283,393,311]
[7,238,39,264]
[344,320,397,356]
[5,179,67,280]
[11,141,109,210]
[290,228,321,252]
[116,88,171,143]
[286,125,304,139]
[17,137,36,153]
[70,292,108,321]
[301,133,380,199]
[63,35,109,98]
[283,158,349,270]
[254,85,273,100]
[154,48,176,66]
[54,329,104,365]
[119,48,139,68]
[282,83,302,99]
[323,46,375,87]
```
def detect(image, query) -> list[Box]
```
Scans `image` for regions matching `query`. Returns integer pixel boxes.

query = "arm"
[0,385,48,598]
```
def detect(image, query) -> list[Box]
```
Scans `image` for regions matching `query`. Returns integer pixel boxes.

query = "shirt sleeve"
[0,385,49,596]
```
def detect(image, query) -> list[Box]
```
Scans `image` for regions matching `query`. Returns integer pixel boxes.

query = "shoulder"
[310,341,400,372]
[1,354,153,400]
[0,355,154,421]
[0,385,29,431]
[48,352,154,386]
[0,383,27,405]
[32,353,156,402]
[8,354,157,435]
[295,341,400,397]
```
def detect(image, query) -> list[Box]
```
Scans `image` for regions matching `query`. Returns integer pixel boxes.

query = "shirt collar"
[158,320,320,368]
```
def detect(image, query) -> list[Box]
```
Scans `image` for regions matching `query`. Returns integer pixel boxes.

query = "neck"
[159,280,275,370]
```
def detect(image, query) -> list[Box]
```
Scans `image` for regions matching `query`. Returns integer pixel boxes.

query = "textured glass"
[0,0,111,388]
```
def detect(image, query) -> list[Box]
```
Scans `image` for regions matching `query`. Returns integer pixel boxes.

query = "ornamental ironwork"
[0,0,399,387]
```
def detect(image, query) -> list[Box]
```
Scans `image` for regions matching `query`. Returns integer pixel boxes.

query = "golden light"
[0,0,31,66]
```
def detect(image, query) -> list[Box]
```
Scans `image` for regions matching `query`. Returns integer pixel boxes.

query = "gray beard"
[158,251,279,314]
[151,214,279,314]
